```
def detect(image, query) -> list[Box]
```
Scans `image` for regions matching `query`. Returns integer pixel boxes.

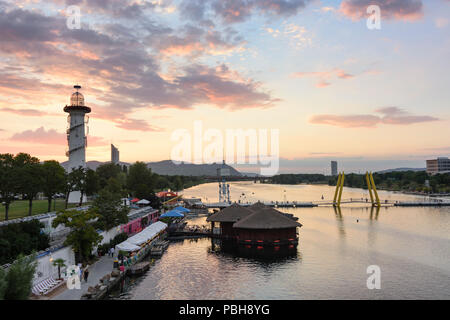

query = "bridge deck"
[204,199,450,208]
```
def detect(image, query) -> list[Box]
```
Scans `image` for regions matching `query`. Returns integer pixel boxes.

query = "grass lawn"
[0,199,87,221]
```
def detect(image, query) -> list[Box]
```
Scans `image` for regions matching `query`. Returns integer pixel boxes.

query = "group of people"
[77,263,90,283]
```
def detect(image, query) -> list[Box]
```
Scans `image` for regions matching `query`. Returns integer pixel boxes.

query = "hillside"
[61,160,242,176]
[147,160,242,176]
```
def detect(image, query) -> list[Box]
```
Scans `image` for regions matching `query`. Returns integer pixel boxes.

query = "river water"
[111,182,450,300]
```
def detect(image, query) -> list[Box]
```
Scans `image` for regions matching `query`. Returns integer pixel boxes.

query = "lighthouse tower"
[64,85,91,203]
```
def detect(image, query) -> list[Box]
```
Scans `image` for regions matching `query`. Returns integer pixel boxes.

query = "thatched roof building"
[207,203,253,223]
[207,202,302,246]
[233,207,302,229]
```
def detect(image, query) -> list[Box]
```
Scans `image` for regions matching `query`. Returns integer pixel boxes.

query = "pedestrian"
[83,265,90,282]
[110,247,115,257]
[78,263,83,282]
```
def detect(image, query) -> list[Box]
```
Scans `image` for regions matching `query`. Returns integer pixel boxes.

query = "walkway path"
[52,255,115,300]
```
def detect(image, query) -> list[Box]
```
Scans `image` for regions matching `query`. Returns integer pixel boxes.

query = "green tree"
[42,160,66,212]
[0,220,49,265]
[4,253,37,300]
[14,153,43,216]
[64,170,78,209]
[173,176,184,191]
[64,166,87,208]
[52,209,103,263]
[92,180,129,231]
[85,169,100,197]
[73,167,88,206]
[52,258,66,280]
[0,153,16,221]
[96,163,122,189]
[127,162,153,196]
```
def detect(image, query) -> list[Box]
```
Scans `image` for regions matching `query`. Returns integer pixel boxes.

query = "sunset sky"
[0,0,449,173]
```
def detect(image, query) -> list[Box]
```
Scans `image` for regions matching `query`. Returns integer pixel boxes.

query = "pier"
[204,198,450,209]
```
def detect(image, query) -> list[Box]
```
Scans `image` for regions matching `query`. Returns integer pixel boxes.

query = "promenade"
[52,255,115,300]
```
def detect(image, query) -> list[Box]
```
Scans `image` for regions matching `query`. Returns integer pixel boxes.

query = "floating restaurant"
[206,203,302,246]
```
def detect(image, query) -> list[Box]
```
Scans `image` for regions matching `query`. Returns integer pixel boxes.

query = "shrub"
[3,253,37,300]
[0,220,49,265]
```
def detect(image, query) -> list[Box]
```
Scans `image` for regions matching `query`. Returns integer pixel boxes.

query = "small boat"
[150,240,169,256]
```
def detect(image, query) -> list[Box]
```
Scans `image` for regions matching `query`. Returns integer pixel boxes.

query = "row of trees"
[0,153,99,220]
[0,153,206,221]
[327,171,450,193]
[266,174,329,185]
[266,171,450,193]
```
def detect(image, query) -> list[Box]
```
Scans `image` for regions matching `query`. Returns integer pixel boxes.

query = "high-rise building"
[111,144,119,164]
[331,161,338,176]
[64,85,91,203]
[426,157,450,175]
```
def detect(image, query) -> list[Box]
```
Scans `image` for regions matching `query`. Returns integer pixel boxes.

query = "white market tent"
[115,221,168,252]
[136,199,150,205]
[115,241,140,252]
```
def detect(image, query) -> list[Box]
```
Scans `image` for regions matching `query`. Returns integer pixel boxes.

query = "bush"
[3,253,37,300]
[0,220,49,265]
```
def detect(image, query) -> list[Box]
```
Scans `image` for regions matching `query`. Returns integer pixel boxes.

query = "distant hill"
[376,168,426,174]
[147,160,242,176]
[61,161,130,171]
[61,159,242,176]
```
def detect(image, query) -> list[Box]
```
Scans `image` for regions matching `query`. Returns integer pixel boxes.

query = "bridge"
[198,171,450,210]
[204,198,450,209]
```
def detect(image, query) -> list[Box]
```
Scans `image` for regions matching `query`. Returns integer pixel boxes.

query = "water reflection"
[209,238,299,261]
[107,183,450,300]
[333,206,346,237]
[369,206,380,220]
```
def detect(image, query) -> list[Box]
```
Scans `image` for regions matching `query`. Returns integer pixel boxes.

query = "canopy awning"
[173,206,190,213]
[115,241,140,252]
[160,210,184,218]
[130,198,140,203]
[120,221,168,247]
[137,199,150,205]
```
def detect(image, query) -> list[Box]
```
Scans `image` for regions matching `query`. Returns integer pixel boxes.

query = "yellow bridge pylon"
[333,171,380,207]
[333,172,345,207]
[367,172,381,207]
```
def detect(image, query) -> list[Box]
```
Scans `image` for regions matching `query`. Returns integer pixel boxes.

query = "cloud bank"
[309,107,439,128]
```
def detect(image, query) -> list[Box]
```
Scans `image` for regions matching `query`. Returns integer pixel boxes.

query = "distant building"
[331,161,338,176]
[426,157,450,175]
[111,144,119,164]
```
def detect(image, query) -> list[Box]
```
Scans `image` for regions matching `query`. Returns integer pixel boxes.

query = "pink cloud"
[115,119,163,132]
[339,0,423,22]
[310,114,381,128]
[292,68,354,88]
[0,107,55,116]
[310,107,439,128]
[316,80,331,88]
[9,126,108,146]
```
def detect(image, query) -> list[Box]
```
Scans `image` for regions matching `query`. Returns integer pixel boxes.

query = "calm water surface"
[111,182,450,300]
